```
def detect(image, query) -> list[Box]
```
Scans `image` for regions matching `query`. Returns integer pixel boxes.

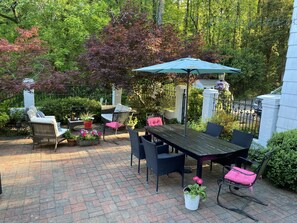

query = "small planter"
[67,139,77,146]
[77,139,99,146]
[84,120,93,129]
[184,187,200,211]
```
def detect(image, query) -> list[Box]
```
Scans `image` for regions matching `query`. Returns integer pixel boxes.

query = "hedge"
[266,129,297,192]
[39,97,101,124]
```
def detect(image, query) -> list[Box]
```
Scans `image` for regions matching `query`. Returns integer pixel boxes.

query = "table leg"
[196,161,202,178]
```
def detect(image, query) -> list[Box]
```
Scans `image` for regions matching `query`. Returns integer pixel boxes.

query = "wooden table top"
[146,124,246,160]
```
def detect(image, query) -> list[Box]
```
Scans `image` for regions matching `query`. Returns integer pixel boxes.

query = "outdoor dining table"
[145,124,247,178]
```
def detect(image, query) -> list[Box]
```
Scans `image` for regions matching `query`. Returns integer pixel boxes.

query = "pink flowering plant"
[184,176,207,200]
[77,129,102,141]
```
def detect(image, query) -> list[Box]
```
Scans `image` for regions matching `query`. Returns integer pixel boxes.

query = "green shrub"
[188,118,206,132]
[266,129,297,192]
[188,88,203,122]
[0,112,9,128]
[39,97,101,123]
[209,110,240,140]
[0,101,10,128]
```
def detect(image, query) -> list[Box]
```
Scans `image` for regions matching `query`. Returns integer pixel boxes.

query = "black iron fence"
[213,98,261,138]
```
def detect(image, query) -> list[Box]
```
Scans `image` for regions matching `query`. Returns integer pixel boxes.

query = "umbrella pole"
[184,71,190,136]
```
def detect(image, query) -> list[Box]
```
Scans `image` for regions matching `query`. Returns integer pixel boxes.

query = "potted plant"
[126,115,138,129]
[183,176,206,210]
[64,130,77,146]
[80,112,95,129]
[77,129,102,146]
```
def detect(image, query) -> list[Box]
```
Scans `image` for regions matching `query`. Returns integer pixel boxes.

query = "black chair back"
[230,130,254,149]
[142,137,158,172]
[204,122,224,138]
[128,127,145,159]
[113,112,130,124]
[255,149,275,180]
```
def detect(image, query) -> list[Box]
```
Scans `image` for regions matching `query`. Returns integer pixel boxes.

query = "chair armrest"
[158,153,185,161]
[156,144,169,154]
[45,116,56,120]
[236,156,258,166]
[141,134,152,142]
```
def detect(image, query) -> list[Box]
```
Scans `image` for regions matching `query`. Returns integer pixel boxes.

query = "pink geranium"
[78,129,102,141]
[193,176,203,185]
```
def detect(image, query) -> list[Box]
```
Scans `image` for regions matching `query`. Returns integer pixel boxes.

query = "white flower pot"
[184,188,200,210]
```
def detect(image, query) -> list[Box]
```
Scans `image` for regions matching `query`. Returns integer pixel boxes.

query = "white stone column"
[112,85,122,105]
[257,94,281,146]
[202,89,219,122]
[174,85,186,123]
[23,78,35,109]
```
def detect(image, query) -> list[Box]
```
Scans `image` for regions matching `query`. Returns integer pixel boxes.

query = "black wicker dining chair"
[204,122,224,138]
[128,127,163,174]
[217,149,275,221]
[141,137,185,193]
[210,130,254,171]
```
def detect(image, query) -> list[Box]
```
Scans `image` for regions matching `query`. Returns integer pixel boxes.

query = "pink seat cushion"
[147,117,163,126]
[224,167,257,186]
[106,122,123,129]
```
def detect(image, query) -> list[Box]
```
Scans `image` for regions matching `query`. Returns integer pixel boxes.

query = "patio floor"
[0,131,296,223]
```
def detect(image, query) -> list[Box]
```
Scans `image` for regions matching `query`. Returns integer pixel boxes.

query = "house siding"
[276,0,297,132]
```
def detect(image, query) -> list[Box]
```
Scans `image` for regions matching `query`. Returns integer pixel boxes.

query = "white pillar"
[202,89,219,121]
[174,85,186,123]
[257,94,281,146]
[112,86,122,105]
[23,78,35,109]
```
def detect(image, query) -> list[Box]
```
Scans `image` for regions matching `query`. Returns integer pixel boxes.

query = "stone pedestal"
[174,85,187,123]
[23,78,35,108]
[258,94,281,146]
[202,89,219,122]
[112,86,122,105]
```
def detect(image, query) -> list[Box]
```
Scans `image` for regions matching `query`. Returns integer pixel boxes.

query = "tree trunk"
[157,0,165,26]
[184,0,190,35]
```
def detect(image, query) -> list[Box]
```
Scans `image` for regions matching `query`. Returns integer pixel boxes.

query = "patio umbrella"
[133,57,241,136]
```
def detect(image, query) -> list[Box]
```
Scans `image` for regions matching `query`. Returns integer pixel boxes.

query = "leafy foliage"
[0,0,293,99]
[0,101,11,128]
[0,27,71,100]
[184,176,206,200]
[38,97,101,124]
[266,129,297,192]
[209,110,240,140]
[188,88,203,122]
[0,0,110,71]
[188,118,207,133]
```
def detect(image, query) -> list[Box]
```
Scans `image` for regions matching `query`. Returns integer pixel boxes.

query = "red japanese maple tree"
[0,27,70,101]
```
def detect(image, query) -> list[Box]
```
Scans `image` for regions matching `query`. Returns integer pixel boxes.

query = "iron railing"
[213,98,261,138]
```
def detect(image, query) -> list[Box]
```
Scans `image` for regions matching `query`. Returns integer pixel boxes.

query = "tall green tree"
[0,0,110,71]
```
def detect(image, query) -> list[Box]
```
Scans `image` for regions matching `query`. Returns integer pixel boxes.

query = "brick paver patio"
[0,132,296,223]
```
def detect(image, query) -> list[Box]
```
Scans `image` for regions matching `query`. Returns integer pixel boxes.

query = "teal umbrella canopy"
[133,57,241,74]
[133,57,241,136]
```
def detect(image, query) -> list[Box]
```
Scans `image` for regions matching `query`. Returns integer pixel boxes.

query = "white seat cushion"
[101,114,113,122]
[57,128,68,137]
[121,105,132,112]
[114,104,123,112]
